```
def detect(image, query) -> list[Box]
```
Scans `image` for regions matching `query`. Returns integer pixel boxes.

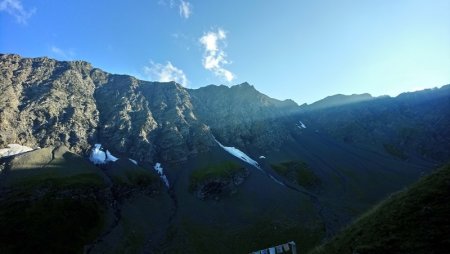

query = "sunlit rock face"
[0,54,301,163]
[0,54,214,163]
[0,54,99,154]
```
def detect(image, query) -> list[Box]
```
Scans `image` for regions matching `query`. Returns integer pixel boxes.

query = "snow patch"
[154,163,170,187]
[128,158,138,165]
[214,137,286,186]
[215,139,261,170]
[89,144,119,164]
[296,120,307,129]
[0,144,34,158]
[106,150,118,162]
[89,144,106,164]
[269,175,285,186]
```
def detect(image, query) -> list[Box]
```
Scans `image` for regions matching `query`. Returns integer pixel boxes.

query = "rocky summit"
[1,54,450,254]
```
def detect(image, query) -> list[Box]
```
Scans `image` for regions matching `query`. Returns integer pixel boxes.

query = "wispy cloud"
[0,0,35,24]
[159,0,192,19]
[143,61,188,87]
[50,46,75,60]
[158,0,175,8]
[179,0,191,19]
[199,28,235,82]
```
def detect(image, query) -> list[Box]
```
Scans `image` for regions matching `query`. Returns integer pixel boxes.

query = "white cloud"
[0,0,35,24]
[179,0,191,19]
[199,28,235,82]
[143,61,188,87]
[50,46,75,60]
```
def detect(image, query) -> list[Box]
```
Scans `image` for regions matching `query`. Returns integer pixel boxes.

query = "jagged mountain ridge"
[2,53,449,164]
[1,54,299,163]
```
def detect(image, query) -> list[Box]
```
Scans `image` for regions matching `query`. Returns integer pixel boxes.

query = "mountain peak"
[235,81,253,87]
[307,93,374,110]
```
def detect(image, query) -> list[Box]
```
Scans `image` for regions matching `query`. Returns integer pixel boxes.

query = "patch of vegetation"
[189,161,245,191]
[14,172,106,191]
[0,191,105,254]
[309,164,450,254]
[271,161,320,188]
[106,159,161,194]
[110,168,160,188]
[383,143,408,160]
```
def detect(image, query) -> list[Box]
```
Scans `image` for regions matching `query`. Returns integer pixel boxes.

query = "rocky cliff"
[0,54,298,163]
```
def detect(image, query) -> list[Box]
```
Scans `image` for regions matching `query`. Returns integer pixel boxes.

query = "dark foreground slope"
[309,164,450,254]
[0,146,167,254]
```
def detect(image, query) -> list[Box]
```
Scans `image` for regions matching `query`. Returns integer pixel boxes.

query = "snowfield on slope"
[0,144,34,158]
[215,138,286,186]
[215,139,261,170]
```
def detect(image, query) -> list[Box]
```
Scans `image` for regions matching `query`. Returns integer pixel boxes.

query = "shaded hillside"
[300,85,450,162]
[309,163,450,254]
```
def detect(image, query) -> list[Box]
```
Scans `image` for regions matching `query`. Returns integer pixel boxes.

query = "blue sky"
[1,0,449,104]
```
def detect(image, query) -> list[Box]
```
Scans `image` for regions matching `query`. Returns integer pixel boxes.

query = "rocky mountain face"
[189,83,299,151]
[3,54,448,165]
[0,54,302,163]
[0,54,98,154]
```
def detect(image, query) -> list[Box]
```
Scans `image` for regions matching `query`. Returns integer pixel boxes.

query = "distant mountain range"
[0,53,449,253]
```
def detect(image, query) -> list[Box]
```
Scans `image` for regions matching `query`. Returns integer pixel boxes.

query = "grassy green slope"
[106,158,161,191]
[0,146,107,254]
[271,160,320,189]
[189,161,244,191]
[309,164,450,254]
